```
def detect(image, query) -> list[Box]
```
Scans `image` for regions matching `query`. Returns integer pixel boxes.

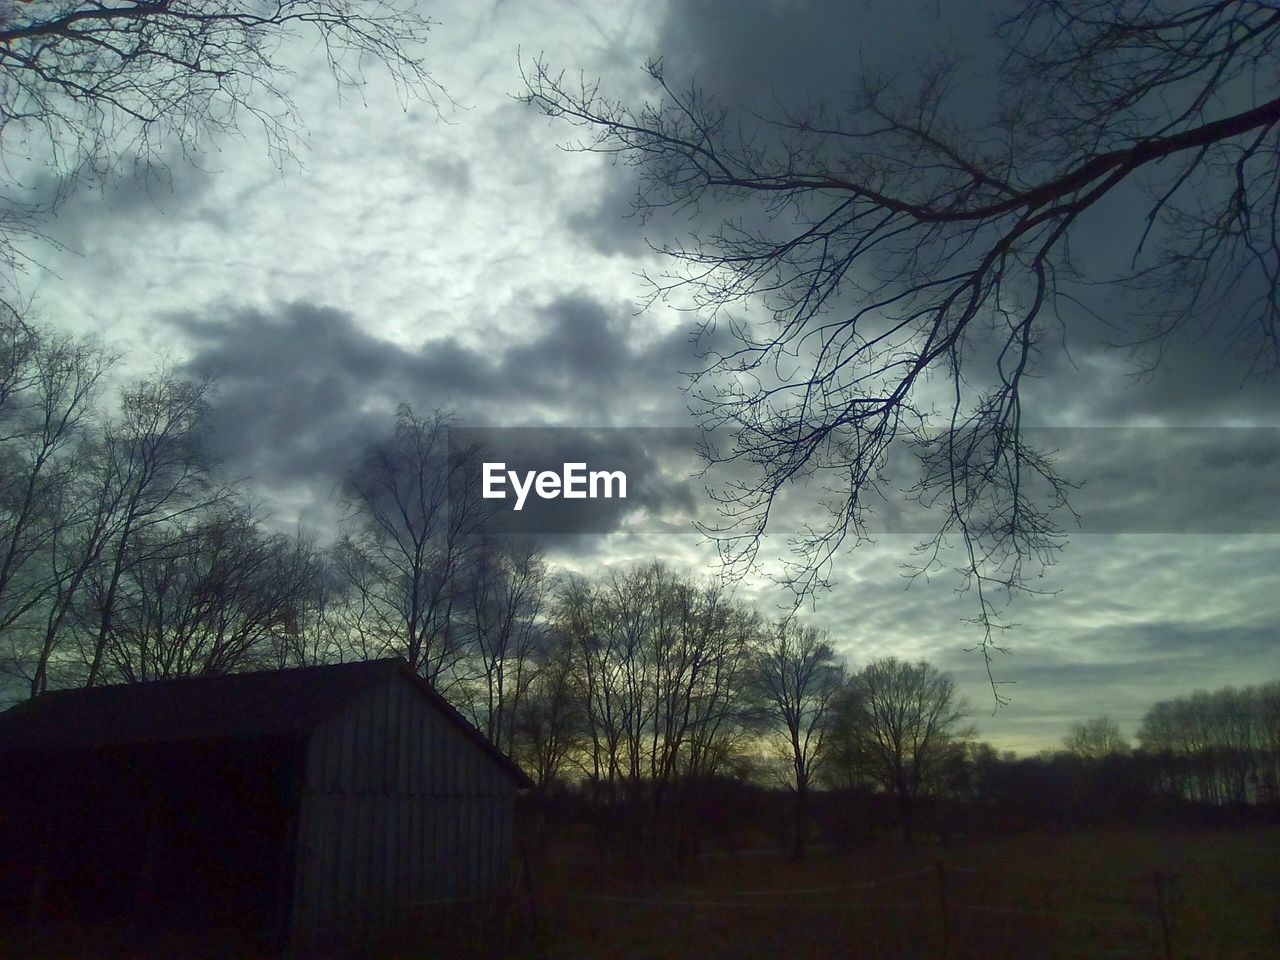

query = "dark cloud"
[564,170,649,257]
[650,0,984,110]
[169,293,707,532]
[563,1,1280,429]
[5,153,216,263]
[1016,280,1280,427]
[82,2,1274,756]
[557,0,941,262]
[502,296,630,392]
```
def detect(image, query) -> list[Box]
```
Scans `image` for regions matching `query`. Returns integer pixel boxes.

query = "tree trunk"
[792,780,809,861]
[899,793,915,844]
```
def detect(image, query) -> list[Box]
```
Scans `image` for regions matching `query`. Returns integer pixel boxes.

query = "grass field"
[2,826,1275,958]
[484,827,1280,960]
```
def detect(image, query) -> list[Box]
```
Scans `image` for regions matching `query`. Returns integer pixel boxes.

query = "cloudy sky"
[14,0,1279,753]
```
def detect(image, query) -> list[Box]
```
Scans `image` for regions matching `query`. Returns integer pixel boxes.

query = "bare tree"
[839,658,971,842]
[751,620,844,860]
[1138,682,1280,804]
[461,536,549,754]
[23,424,134,695]
[553,571,620,795]
[337,405,490,693]
[512,629,582,792]
[0,0,441,289]
[551,562,758,859]
[1062,715,1129,759]
[0,307,42,414]
[676,587,758,785]
[99,504,311,681]
[520,2,1280,686]
[77,369,222,687]
[0,316,111,691]
[269,532,349,669]
[0,331,228,695]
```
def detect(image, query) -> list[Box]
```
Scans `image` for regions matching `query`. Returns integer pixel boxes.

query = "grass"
[486,827,1280,960]
[3,826,1276,958]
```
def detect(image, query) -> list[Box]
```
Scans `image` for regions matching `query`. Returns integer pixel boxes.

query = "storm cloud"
[9,0,1276,751]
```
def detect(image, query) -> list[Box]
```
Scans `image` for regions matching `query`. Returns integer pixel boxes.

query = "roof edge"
[388,658,535,790]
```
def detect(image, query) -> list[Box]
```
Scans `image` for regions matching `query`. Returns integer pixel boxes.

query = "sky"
[10,0,1279,754]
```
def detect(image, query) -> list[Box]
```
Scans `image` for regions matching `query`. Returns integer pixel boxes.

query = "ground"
[2,826,1276,958]
[485,827,1280,960]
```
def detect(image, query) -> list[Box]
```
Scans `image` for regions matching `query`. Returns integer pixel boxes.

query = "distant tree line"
[4,317,1276,862]
[0,317,553,760]
[0,313,271,695]
[516,563,983,859]
[921,686,1280,841]
[1137,684,1280,806]
[0,324,974,856]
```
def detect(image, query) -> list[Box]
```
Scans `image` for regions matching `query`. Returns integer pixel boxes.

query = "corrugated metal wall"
[290,673,516,950]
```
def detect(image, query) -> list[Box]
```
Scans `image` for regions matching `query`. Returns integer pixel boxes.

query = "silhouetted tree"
[0,315,111,692]
[461,537,549,754]
[512,629,582,791]
[1138,681,1280,805]
[750,620,844,860]
[337,406,490,693]
[263,531,342,669]
[837,658,971,842]
[1062,715,1129,759]
[76,369,223,688]
[521,2,1280,675]
[552,562,758,859]
[98,505,314,680]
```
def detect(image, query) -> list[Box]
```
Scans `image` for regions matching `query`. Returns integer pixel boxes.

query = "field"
[483,827,1280,960]
[2,827,1276,958]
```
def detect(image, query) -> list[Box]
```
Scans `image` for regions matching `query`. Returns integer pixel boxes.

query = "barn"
[0,658,533,956]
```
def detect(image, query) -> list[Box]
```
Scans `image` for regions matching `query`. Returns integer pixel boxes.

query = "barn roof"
[0,658,532,787]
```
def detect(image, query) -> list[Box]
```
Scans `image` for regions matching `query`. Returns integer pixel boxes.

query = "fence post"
[1153,871,1173,960]
[936,859,951,957]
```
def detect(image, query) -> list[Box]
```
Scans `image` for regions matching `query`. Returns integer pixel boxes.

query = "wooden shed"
[0,658,532,956]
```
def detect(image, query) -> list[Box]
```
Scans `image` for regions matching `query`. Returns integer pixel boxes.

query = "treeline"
[896,685,1280,840]
[1137,683,1280,806]
[0,315,293,696]
[0,316,556,757]
[0,322,973,860]
[518,563,985,857]
[6,316,1277,861]
[532,679,1280,859]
